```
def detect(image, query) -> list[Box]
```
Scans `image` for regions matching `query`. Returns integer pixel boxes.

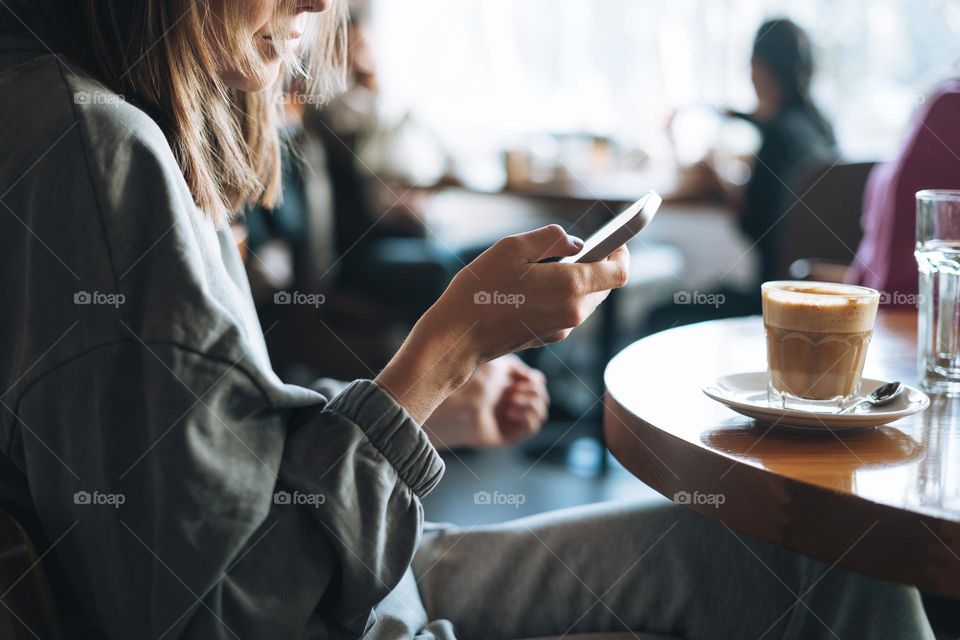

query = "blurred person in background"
[650,18,837,332]
[312,9,472,320]
[847,79,960,300]
[243,78,336,305]
[246,13,460,322]
[725,17,838,284]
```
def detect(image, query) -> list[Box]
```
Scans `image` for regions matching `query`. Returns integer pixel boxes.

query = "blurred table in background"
[423,186,756,311]
[498,164,682,209]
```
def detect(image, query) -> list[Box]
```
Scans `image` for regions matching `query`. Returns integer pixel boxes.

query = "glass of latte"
[761,281,880,412]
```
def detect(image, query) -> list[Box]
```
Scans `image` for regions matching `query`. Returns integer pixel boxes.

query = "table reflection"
[702,420,924,493]
[911,395,960,514]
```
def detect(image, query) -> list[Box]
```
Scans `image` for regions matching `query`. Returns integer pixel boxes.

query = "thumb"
[505,357,533,382]
[517,224,583,262]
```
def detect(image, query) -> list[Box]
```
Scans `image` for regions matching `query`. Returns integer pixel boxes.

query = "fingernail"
[571,236,584,249]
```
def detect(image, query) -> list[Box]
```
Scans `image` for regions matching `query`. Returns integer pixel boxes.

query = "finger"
[508,370,532,387]
[573,245,631,293]
[505,357,534,382]
[564,289,611,330]
[503,391,549,426]
[583,288,611,311]
[503,386,539,407]
[520,369,549,402]
[522,366,546,386]
[512,224,584,262]
[501,411,536,441]
[502,404,545,441]
[505,375,541,393]
[508,375,544,392]
[527,374,550,407]
[605,244,630,264]
[507,369,544,395]
[533,395,549,422]
[505,382,548,407]
[515,394,548,424]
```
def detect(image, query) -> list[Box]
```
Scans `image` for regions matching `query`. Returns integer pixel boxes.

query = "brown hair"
[1,0,346,225]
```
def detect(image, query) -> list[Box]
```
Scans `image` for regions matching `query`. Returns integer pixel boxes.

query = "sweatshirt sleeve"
[310,377,353,398]
[10,339,443,639]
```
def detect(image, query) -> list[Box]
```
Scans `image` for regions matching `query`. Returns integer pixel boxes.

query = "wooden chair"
[0,511,58,639]
[775,161,876,281]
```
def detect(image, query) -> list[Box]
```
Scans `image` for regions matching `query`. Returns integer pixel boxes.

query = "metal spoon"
[839,381,903,414]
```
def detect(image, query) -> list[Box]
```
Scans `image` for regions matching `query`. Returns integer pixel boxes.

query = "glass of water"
[917,190,960,394]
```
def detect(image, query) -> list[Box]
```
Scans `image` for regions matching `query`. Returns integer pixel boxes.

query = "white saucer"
[702,372,930,430]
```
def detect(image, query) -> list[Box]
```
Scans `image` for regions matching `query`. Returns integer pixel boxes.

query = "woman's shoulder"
[1,53,187,199]
[2,52,208,260]
[4,54,160,144]
[5,53,210,244]
[0,50,284,406]
[63,61,188,187]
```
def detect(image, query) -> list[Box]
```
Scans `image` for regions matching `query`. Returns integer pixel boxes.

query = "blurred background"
[369,0,957,178]
[236,0,960,526]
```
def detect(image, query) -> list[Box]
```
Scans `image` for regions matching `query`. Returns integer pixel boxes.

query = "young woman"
[0,1,934,639]
[649,19,838,333]
[728,18,838,284]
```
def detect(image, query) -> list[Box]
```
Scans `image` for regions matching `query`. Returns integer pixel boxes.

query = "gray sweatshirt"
[0,35,444,639]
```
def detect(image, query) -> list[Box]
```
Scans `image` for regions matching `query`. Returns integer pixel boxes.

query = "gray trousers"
[368,501,933,640]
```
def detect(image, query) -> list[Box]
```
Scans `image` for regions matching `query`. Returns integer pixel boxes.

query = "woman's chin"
[221,64,282,93]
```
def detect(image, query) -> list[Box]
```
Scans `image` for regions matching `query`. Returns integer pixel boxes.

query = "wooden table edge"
[604,391,960,599]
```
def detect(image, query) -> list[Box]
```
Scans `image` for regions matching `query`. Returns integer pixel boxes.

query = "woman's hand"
[431,224,630,359]
[376,224,629,424]
[423,355,549,450]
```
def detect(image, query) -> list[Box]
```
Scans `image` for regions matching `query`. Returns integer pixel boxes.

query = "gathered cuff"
[325,380,445,497]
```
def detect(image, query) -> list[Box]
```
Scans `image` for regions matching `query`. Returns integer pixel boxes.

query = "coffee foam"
[762,282,879,333]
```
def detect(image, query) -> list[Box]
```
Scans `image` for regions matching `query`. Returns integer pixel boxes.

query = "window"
[369,0,960,162]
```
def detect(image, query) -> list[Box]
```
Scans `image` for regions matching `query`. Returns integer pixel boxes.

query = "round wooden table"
[604,312,960,598]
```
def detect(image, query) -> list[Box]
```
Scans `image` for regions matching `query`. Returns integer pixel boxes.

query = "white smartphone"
[558,191,662,263]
